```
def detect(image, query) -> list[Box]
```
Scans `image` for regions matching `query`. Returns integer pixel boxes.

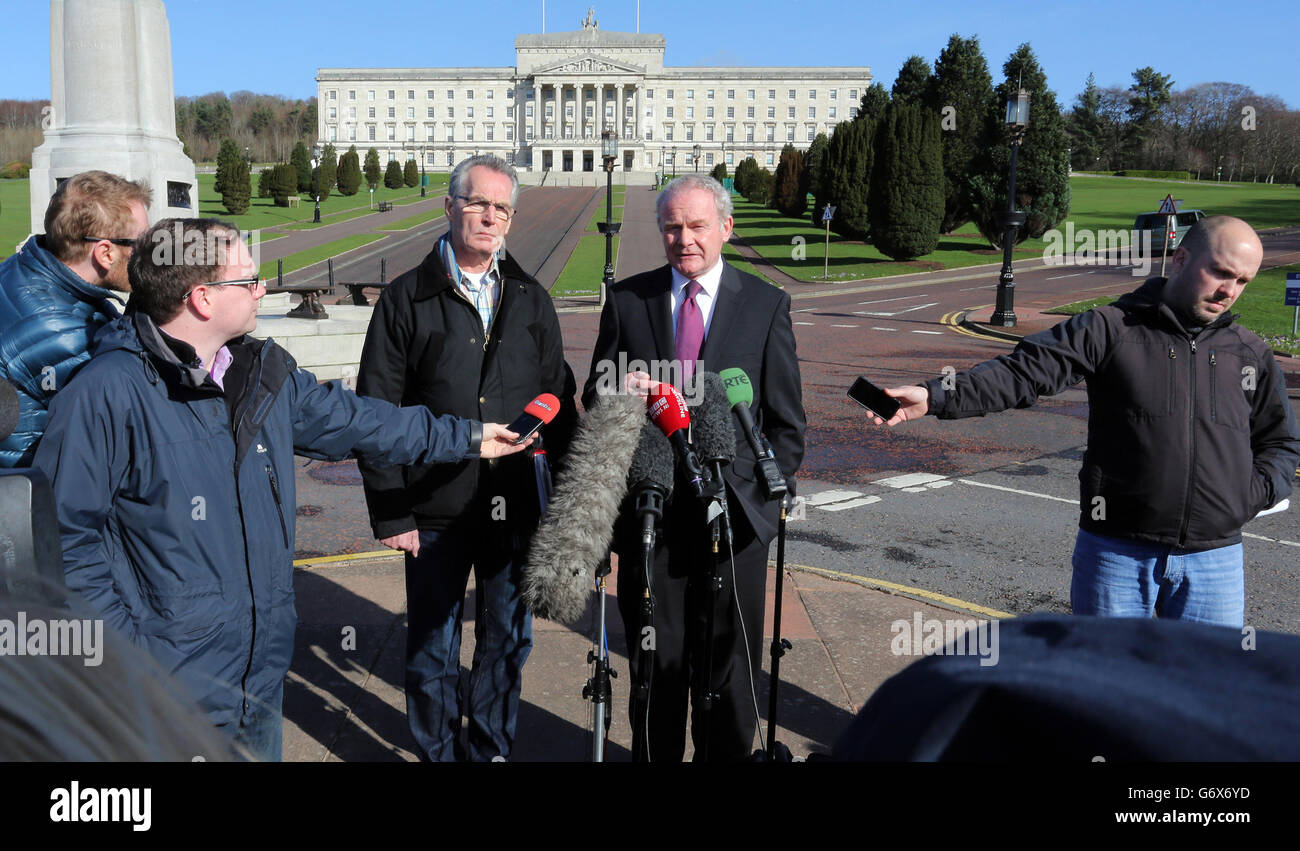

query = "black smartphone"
[507,411,546,445]
[847,376,901,420]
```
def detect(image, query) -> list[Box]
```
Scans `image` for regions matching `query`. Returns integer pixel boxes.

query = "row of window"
[650,124,823,143]
[663,105,850,120]
[327,103,857,125]
[329,88,509,101]
[325,120,831,145]
[647,87,857,101]
[324,85,864,105]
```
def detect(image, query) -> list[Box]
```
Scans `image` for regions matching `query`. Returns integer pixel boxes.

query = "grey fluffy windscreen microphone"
[0,381,18,444]
[690,372,737,464]
[523,391,645,624]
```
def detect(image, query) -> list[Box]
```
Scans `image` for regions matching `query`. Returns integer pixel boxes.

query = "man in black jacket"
[875,216,1299,627]
[357,155,576,761]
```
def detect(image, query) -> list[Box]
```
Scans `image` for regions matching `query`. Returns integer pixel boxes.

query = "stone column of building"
[596,83,603,139]
[614,83,623,140]
[560,82,568,141]
[634,83,642,145]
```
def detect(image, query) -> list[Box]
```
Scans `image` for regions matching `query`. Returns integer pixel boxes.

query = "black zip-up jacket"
[356,243,577,539]
[924,278,1299,550]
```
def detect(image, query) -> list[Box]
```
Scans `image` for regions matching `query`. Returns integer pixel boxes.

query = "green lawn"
[552,234,618,296]
[269,233,387,277]
[730,176,1300,285]
[1,179,35,258]
[721,242,777,287]
[376,208,444,231]
[1045,262,1300,356]
[198,172,445,232]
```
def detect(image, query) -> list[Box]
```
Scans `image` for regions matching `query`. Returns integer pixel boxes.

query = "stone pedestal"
[29,0,197,233]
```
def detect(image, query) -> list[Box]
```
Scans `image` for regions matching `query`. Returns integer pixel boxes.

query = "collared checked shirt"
[438,232,502,336]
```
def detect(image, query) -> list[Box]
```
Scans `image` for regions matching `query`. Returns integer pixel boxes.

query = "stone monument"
[29,0,197,232]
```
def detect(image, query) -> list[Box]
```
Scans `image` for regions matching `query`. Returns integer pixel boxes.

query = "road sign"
[1286,273,1300,307]
[822,204,836,222]
[1157,194,1178,215]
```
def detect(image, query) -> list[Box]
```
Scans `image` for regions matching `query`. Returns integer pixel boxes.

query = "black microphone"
[523,391,645,624]
[627,420,674,552]
[718,367,787,502]
[689,372,737,542]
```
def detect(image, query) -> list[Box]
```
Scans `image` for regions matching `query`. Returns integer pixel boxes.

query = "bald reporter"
[870,216,1299,627]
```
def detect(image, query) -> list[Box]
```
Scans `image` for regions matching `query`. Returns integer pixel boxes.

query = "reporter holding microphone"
[583,175,805,761]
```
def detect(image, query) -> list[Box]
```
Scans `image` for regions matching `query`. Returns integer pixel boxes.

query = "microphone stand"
[583,555,615,762]
[696,460,730,761]
[630,483,666,763]
[765,490,794,762]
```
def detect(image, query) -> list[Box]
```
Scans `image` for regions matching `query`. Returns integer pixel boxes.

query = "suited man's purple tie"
[674,279,703,383]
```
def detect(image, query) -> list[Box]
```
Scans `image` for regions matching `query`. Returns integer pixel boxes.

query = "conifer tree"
[869,102,944,259]
[384,158,404,189]
[363,148,382,189]
[931,34,995,232]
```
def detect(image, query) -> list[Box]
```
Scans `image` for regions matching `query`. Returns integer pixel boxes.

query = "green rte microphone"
[718,368,787,501]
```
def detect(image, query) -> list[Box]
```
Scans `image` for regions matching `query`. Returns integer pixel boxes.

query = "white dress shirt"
[670,256,725,342]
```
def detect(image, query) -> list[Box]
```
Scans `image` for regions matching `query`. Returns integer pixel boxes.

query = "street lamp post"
[671,145,676,180]
[991,88,1030,327]
[693,143,701,173]
[597,131,620,309]
[311,144,322,224]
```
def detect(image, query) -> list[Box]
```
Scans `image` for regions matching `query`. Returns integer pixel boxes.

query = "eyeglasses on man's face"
[454,195,514,221]
[180,276,263,303]
[81,236,136,247]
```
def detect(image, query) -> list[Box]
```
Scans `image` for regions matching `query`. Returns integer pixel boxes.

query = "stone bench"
[286,195,300,207]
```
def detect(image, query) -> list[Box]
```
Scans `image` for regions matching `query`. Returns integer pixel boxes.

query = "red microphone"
[508,392,560,445]
[647,383,707,498]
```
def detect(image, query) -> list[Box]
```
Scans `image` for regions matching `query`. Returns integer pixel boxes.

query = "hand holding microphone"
[647,382,709,501]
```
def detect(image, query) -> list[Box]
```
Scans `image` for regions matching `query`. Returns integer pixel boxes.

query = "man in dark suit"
[582,175,805,761]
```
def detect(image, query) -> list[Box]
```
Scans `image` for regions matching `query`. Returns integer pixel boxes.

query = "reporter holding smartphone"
[356,155,577,762]
[862,217,1299,628]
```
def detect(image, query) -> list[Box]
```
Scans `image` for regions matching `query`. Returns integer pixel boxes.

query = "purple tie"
[674,279,704,384]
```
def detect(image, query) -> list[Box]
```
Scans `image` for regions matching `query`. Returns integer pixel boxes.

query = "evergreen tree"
[824,119,873,239]
[746,168,774,205]
[771,144,806,218]
[270,164,297,206]
[214,138,240,197]
[709,162,728,182]
[891,56,936,108]
[1067,72,1104,171]
[363,148,382,188]
[318,143,338,200]
[869,102,944,260]
[966,43,1072,247]
[222,155,251,215]
[290,142,313,193]
[257,167,272,198]
[384,158,404,189]
[804,132,830,227]
[403,158,419,188]
[932,33,995,233]
[733,157,759,197]
[857,83,890,125]
[1124,66,1174,166]
[336,146,362,196]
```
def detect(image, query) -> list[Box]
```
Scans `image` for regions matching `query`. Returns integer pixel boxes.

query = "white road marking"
[831,324,859,328]
[957,479,1076,504]
[857,294,930,306]
[1242,532,1300,548]
[1045,273,1086,280]
[959,284,998,291]
[794,321,816,326]
[911,330,943,335]
[871,326,898,331]
[856,302,939,317]
[804,489,865,506]
[875,473,947,488]
[819,495,882,512]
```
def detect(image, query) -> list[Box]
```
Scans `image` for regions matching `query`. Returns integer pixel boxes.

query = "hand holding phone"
[507,393,561,445]
[847,376,901,420]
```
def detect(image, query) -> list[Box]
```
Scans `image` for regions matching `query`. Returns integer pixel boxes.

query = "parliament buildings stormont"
[315,16,870,183]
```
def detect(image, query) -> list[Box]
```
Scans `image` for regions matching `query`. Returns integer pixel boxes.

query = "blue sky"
[6,0,1296,108]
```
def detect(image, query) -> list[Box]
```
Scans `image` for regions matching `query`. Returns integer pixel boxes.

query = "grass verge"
[552,234,618,296]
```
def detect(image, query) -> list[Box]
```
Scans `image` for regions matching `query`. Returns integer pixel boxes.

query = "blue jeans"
[232,681,284,762]
[1070,528,1245,627]
[405,528,532,762]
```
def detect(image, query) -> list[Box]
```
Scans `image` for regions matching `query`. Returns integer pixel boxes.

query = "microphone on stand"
[689,372,738,547]
[646,382,709,502]
[718,367,787,502]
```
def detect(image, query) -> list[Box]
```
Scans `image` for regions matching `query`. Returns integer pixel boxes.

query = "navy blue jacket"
[34,310,482,729]
[0,236,123,467]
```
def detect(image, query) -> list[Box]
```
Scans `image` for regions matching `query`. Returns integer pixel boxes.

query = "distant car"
[1133,209,1206,255]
